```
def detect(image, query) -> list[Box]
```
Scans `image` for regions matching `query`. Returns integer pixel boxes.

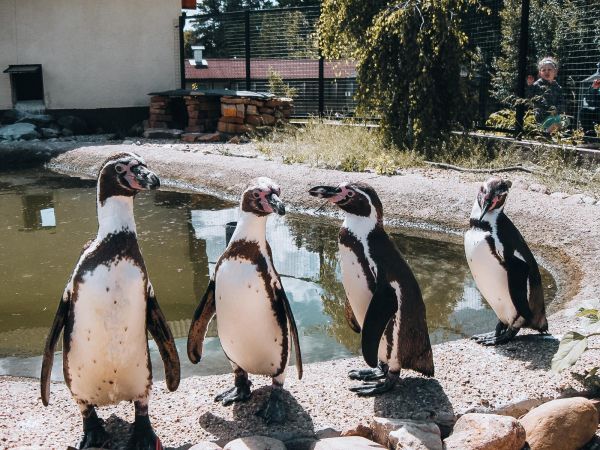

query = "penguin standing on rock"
[464,177,548,345]
[187,177,302,424]
[41,153,180,449]
[308,182,433,396]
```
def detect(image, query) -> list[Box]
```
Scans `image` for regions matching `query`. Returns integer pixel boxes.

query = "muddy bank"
[1,142,598,448]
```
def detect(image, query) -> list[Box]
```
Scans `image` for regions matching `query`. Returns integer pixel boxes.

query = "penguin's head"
[241,177,285,217]
[477,177,512,221]
[98,153,160,205]
[308,182,383,222]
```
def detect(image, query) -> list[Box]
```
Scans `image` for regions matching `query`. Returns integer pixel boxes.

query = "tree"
[319,0,481,153]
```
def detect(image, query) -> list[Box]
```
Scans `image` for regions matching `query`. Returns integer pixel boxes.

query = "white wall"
[0,0,181,110]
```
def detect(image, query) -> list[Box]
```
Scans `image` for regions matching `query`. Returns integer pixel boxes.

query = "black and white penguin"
[187,177,302,424]
[464,176,548,345]
[41,152,180,449]
[308,182,433,396]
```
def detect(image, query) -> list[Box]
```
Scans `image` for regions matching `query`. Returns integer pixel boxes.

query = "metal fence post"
[318,55,324,117]
[245,10,251,91]
[515,0,530,136]
[179,12,186,89]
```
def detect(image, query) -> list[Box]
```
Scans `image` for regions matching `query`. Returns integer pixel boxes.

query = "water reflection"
[0,170,557,380]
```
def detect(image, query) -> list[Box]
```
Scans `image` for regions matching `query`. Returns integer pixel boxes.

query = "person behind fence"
[526,56,566,133]
[580,78,600,137]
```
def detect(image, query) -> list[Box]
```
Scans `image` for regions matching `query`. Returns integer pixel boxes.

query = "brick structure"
[144,90,293,142]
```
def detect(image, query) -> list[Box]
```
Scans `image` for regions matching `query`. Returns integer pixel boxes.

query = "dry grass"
[252,121,600,196]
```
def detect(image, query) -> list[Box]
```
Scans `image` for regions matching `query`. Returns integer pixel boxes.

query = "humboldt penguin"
[308,182,433,396]
[464,177,548,345]
[187,177,302,424]
[41,152,180,449]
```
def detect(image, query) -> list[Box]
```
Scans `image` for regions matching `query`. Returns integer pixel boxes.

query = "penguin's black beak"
[479,199,491,221]
[268,193,285,216]
[133,166,160,190]
[308,185,341,199]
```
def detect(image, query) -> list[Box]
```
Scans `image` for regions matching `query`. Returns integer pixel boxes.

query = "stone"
[223,436,285,450]
[236,103,246,118]
[259,107,275,114]
[186,125,205,133]
[582,196,596,205]
[492,398,548,419]
[0,122,40,141]
[341,423,372,440]
[528,183,550,194]
[221,96,248,104]
[182,132,221,143]
[41,128,60,139]
[315,428,341,439]
[284,438,318,450]
[1,109,27,124]
[564,194,585,205]
[57,115,88,134]
[246,115,264,126]
[370,417,441,450]
[313,437,385,449]
[443,413,525,450]
[189,442,223,450]
[246,105,258,115]
[221,116,245,124]
[550,192,569,199]
[519,397,599,450]
[16,113,54,127]
[222,103,238,117]
[142,128,183,139]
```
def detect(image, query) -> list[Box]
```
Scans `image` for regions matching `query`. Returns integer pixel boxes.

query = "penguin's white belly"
[215,260,285,376]
[339,245,373,326]
[465,229,517,324]
[339,245,395,366]
[67,261,149,406]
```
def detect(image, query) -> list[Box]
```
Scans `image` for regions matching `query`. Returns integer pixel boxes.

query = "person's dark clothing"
[580,86,600,136]
[526,78,565,124]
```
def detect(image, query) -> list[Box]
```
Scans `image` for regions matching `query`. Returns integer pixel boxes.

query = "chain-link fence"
[184,6,357,118]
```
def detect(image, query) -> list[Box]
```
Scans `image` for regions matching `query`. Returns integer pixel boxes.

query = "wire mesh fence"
[183,2,600,136]
[184,6,357,117]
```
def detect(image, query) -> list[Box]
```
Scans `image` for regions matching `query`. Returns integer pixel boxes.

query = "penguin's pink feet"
[348,362,387,381]
[127,415,162,450]
[256,386,286,424]
[79,407,110,449]
[349,371,399,396]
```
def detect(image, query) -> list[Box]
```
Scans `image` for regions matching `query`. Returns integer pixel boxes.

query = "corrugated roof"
[185,58,356,80]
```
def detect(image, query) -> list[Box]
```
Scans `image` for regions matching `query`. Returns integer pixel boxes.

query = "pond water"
[0,169,556,381]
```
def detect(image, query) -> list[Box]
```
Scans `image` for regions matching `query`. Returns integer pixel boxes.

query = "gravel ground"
[1,142,599,448]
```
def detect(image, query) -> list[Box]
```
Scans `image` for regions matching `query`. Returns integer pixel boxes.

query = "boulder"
[223,436,286,450]
[443,413,526,450]
[370,417,441,450]
[16,113,54,127]
[313,436,385,449]
[41,128,60,139]
[519,397,599,450]
[57,115,88,134]
[528,183,550,194]
[1,109,27,124]
[0,123,40,141]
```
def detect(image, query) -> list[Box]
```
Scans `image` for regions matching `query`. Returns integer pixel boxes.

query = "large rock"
[16,113,54,127]
[142,128,183,139]
[519,397,599,450]
[189,443,223,450]
[223,436,285,450]
[313,436,385,449]
[0,123,40,141]
[57,115,88,134]
[443,413,526,450]
[371,417,441,449]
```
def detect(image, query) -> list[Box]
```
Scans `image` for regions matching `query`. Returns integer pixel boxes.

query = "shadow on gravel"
[493,334,559,370]
[373,376,455,438]
[199,385,315,445]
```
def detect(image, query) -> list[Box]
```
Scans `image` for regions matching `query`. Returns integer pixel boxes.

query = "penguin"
[40,152,180,449]
[464,176,548,345]
[187,177,302,424]
[308,182,433,396]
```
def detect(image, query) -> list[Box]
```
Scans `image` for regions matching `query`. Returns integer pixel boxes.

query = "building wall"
[0,0,181,110]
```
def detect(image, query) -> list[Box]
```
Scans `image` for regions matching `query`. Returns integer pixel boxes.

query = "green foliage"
[267,70,298,98]
[552,305,600,374]
[318,0,481,153]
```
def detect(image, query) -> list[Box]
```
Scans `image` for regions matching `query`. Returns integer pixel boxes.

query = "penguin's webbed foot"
[127,416,162,450]
[472,327,518,346]
[79,422,110,449]
[348,366,386,381]
[214,382,252,406]
[349,371,399,396]
[256,388,286,424]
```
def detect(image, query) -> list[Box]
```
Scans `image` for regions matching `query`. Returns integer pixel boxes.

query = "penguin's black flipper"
[187,279,216,364]
[345,297,361,333]
[506,255,533,323]
[277,287,303,379]
[41,295,70,406]
[146,287,180,392]
[361,276,398,368]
